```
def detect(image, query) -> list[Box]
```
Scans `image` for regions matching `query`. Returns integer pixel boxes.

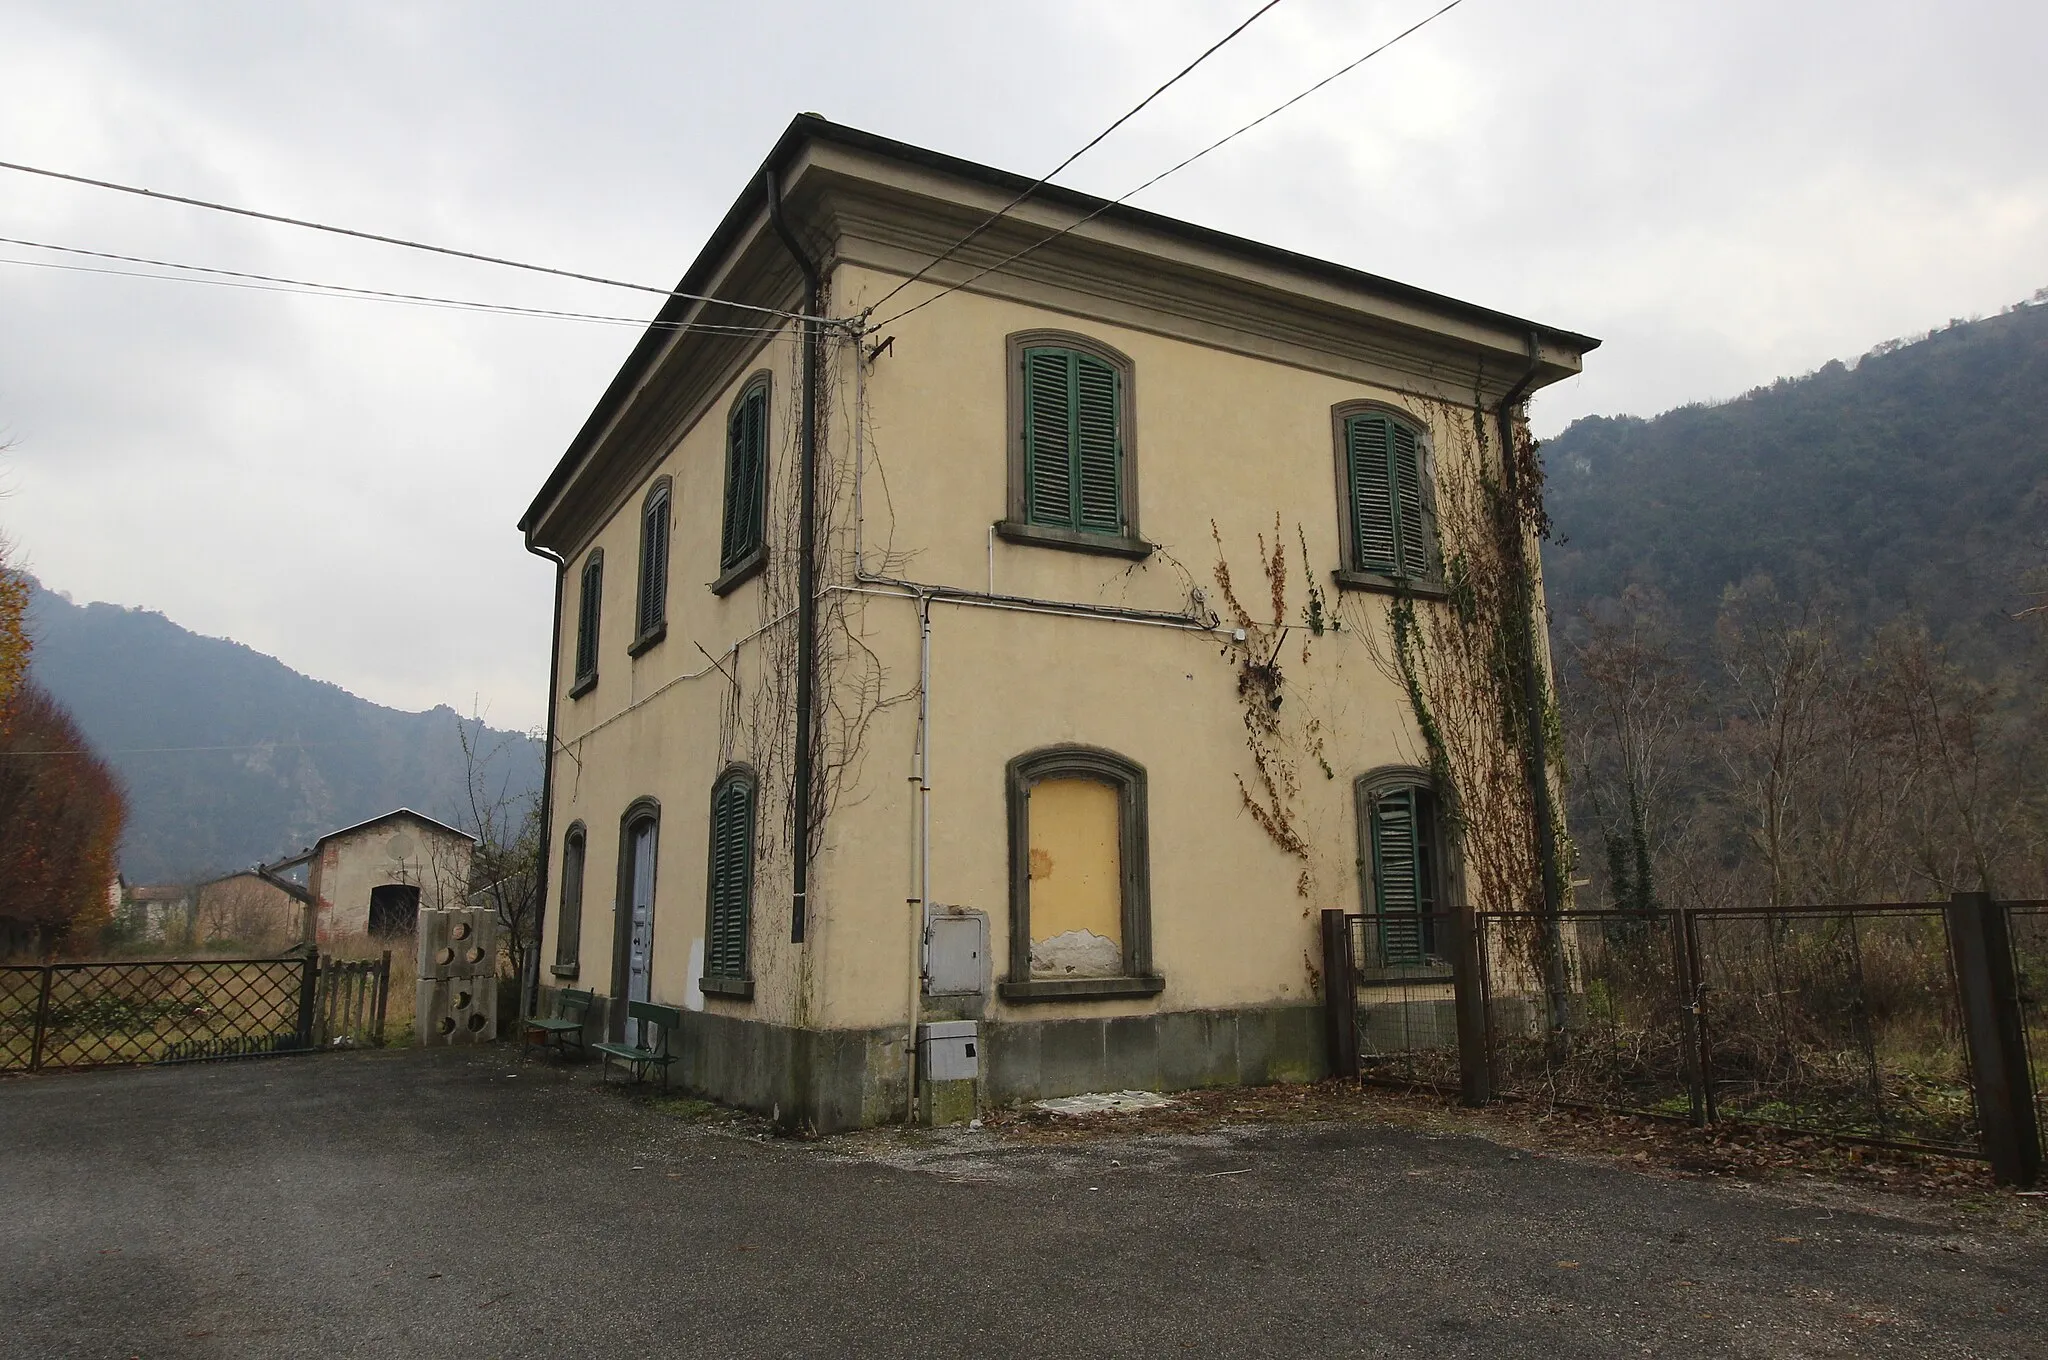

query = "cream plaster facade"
[522,117,1595,1129]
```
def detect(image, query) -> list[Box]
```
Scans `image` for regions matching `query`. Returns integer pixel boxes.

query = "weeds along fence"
[1331,896,2045,1181]
[1,952,393,1073]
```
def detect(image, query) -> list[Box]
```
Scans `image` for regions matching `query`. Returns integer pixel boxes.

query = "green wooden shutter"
[707,776,753,978]
[639,492,668,635]
[1347,415,1398,573]
[575,558,601,681]
[1023,349,1074,527]
[1390,421,1429,577]
[1074,355,1122,533]
[1370,787,1425,964]
[743,390,766,554]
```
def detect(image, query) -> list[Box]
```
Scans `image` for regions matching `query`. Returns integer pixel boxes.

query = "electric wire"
[873,0,1470,330]
[0,251,795,340]
[863,0,1286,318]
[0,155,812,322]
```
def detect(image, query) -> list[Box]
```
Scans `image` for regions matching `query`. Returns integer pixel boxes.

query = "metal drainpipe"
[905,590,934,1124]
[523,544,566,1020]
[1494,332,1569,1030]
[765,167,821,945]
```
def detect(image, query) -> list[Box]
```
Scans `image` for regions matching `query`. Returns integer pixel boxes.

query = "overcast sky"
[2,0,2042,731]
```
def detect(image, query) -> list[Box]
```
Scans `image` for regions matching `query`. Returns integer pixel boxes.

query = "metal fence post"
[294,952,319,1051]
[1946,892,2041,1187]
[1451,906,1492,1106]
[28,966,54,1073]
[1321,909,1359,1080]
[1672,907,1708,1127]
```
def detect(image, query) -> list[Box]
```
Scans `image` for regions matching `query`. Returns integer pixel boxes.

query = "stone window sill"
[549,962,580,979]
[995,520,1153,561]
[1356,965,1452,988]
[627,622,667,658]
[711,546,765,597]
[699,974,754,1001]
[1331,568,1447,601]
[567,673,597,700]
[997,974,1165,1003]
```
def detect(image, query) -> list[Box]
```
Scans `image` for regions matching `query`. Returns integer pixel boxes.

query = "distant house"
[518,117,1595,1130]
[299,809,475,944]
[194,867,314,950]
[119,882,196,944]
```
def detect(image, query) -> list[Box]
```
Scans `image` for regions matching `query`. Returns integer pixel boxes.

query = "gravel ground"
[2,1047,2043,1359]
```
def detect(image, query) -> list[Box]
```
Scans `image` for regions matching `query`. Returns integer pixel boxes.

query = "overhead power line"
[0,242,793,340]
[0,156,810,322]
[873,0,1471,331]
[865,0,1287,318]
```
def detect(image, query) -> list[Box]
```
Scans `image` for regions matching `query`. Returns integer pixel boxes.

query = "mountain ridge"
[24,580,540,883]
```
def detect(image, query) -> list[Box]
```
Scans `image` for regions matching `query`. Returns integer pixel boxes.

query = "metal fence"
[1327,895,2046,1181]
[2011,904,2048,1156]
[1,952,394,1073]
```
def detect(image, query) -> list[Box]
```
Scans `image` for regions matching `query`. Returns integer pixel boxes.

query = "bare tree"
[454,708,541,984]
[1569,586,1693,916]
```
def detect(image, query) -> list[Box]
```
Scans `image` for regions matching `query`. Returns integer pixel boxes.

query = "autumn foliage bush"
[0,681,126,958]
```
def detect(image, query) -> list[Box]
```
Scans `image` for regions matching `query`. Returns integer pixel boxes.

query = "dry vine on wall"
[1209,515,1339,906]
[1361,395,1573,924]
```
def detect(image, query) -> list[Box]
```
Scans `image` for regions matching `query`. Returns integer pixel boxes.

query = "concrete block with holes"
[414,908,501,1045]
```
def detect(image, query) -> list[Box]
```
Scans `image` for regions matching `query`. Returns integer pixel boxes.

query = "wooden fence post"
[373,951,391,1045]
[1947,892,2040,1187]
[1320,910,1359,1080]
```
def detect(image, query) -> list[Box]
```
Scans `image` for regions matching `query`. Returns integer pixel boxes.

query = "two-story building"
[520,115,1596,1130]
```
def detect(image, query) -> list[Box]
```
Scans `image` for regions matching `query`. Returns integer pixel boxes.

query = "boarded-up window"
[1026,777,1123,978]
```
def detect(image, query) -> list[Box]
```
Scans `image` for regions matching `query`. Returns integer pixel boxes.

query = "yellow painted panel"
[1028,778,1121,977]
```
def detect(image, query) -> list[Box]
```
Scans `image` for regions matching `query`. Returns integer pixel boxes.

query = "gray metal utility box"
[925,910,988,997]
[917,1020,980,1082]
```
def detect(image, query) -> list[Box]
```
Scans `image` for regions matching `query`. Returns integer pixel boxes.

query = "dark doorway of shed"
[369,883,421,938]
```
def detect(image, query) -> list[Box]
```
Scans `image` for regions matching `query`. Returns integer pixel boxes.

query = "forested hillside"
[1540,299,2047,909]
[24,582,541,883]
[1544,298,2048,677]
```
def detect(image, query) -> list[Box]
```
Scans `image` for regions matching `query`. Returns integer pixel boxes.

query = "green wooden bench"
[592,1000,682,1086]
[524,988,593,1059]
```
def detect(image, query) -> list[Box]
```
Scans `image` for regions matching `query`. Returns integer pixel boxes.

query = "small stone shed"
[300,809,475,945]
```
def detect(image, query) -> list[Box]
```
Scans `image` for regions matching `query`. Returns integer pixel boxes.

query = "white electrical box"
[925,910,988,996]
[918,1020,980,1081]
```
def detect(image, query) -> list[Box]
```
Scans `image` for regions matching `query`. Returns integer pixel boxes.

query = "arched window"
[631,477,671,653]
[997,331,1148,560]
[570,549,602,697]
[1355,768,1455,967]
[1000,745,1162,1002]
[702,766,756,997]
[715,376,771,593]
[552,822,586,975]
[1333,403,1440,592]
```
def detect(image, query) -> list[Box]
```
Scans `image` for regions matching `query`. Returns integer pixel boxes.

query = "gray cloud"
[3,0,2042,730]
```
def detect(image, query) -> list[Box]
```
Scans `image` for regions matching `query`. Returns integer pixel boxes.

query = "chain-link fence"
[2010,903,2048,1155]
[1479,911,1702,1122]
[1335,898,2042,1169]
[1351,911,1461,1089]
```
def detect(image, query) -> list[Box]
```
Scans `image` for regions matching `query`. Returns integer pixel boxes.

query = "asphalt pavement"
[1,1047,2041,1358]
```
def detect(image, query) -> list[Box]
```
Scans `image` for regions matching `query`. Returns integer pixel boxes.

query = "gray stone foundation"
[535,989,1330,1132]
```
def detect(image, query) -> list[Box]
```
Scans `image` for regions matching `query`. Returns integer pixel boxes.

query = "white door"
[625,821,657,1042]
